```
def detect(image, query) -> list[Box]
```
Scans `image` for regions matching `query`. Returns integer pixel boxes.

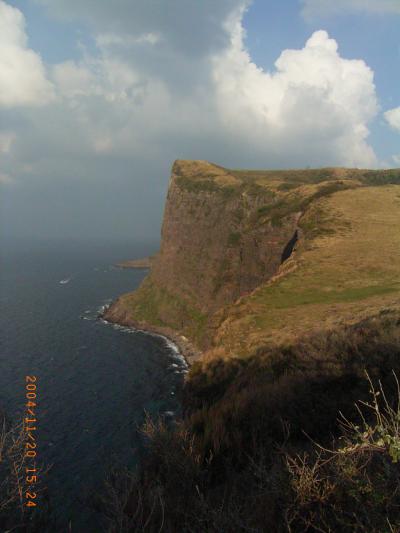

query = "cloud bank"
[26,3,379,169]
[384,107,400,132]
[0,0,383,240]
[213,19,378,167]
[0,1,54,107]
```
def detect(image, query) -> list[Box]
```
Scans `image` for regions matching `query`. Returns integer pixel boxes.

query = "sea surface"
[0,239,187,531]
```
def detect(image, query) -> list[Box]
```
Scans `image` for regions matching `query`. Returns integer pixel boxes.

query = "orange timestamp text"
[24,376,38,508]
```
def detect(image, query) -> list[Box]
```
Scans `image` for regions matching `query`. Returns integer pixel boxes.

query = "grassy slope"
[104,164,400,532]
[109,162,400,353]
[113,278,209,343]
[211,185,400,358]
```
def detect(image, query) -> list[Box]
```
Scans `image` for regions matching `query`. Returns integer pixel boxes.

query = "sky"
[0,0,399,243]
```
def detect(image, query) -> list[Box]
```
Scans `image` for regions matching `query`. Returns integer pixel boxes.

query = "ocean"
[0,239,187,531]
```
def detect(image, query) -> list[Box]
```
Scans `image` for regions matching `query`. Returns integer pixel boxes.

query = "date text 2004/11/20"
[25,376,38,508]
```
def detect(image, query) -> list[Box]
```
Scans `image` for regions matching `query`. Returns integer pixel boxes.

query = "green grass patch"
[361,170,400,186]
[257,181,355,227]
[176,176,237,199]
[255,283,400,309]
[230,167,338,184]
[299,204,349,240]
[126,278,208,343]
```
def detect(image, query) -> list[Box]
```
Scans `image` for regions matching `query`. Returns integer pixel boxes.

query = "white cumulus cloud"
[1,0,381,196]
[48,15,379,168]
[384,107,400,131]
[0,0,54,107]
[1,0,388,241]
[212,22,378,167]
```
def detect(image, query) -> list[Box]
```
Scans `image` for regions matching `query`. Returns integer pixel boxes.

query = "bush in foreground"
[104,313,400,532]
[0,415,50,532]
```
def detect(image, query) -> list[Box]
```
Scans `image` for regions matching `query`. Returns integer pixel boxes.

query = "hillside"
[104,160,400,359]
[104,160,400,532]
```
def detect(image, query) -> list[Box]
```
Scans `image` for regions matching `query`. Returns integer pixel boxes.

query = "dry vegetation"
[0,415,49,531]
[109,162,400,358]
[212,184,400,357]
[102,162,400,531]
[103,313,400,532]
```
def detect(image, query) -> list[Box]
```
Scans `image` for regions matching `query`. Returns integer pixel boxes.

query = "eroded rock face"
[151,160,300,315]
[151,162,298,313]
[105,161,400,355]
[103,160,303,349]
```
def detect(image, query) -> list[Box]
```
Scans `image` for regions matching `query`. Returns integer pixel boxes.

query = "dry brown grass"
[110,163,400,360]
[173,159,241,187]
[102,162,400,531]
[285,372,400,532]
[211,185,400,358]
[104,317,400,532]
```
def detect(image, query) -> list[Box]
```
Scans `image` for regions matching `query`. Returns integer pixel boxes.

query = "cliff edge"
[104,161,400,360]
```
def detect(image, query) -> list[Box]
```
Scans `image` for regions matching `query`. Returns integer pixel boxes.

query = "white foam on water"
[164,338,180,354]
[97,303,110,315]
[100,312,189,370]
[132,328,189,369]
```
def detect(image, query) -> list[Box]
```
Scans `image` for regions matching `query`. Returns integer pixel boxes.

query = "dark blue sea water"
[0,240,187,531]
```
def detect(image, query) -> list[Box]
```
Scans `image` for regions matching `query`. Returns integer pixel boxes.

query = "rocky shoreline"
[102,299,202,366]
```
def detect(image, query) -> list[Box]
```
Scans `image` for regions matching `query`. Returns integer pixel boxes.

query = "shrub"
[0,414,50,531]
[285,372,400,532]
[103,312,400,532]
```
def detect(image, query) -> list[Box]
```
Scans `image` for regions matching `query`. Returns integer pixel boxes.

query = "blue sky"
[243,0,400,163]
[1,0,399,241]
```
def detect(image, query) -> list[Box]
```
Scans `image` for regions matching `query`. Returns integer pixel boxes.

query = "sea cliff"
[104,160,400,360]
[104,161,400,531]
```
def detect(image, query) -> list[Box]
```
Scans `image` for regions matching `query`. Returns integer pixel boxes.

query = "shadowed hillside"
[105,160,400,356]
[103,161,400,532]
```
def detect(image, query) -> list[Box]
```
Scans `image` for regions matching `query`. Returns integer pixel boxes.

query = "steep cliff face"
[152,160,300,314]
[106,161,400,353]
[105,160,308,347]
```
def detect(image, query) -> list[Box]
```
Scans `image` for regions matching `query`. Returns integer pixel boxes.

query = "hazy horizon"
[1,0,400,242]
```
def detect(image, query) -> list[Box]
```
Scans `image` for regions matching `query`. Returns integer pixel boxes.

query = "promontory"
[104,159,400,361]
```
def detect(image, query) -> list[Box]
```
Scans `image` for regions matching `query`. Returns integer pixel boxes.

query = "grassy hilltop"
[213,182,400,356]
[103,162,400,532]
[106,161,400,357]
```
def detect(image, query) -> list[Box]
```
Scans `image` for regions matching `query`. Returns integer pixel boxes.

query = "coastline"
[114,256,155,269]
[101,299,202,366]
